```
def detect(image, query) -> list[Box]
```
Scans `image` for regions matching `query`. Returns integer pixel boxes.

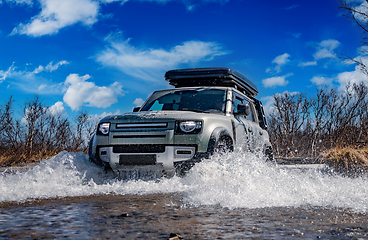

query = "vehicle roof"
[153,86,230,92]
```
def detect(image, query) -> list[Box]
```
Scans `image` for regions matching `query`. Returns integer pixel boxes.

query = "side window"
[242,98,254,121]
[232,92,257,122]
[232,96,243,114]
[250,100,259,123]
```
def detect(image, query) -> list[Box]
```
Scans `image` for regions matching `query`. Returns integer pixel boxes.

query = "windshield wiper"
[177,109,205,113]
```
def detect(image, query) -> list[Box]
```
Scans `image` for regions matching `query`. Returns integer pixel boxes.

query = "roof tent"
[164,67,258,97]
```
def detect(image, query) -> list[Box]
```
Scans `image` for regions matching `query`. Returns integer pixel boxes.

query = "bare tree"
[340,0,368,74]
[268,82,368,158]
[269,92,310,157]
[22,96,47,157]
[309,87,330,156]
[0,97,25,165]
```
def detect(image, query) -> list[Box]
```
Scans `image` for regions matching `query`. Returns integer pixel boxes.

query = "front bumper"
[97,145,198,176]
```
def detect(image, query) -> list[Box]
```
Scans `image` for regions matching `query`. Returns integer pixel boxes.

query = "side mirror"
[133,107,140,112]
[236,103,250,116]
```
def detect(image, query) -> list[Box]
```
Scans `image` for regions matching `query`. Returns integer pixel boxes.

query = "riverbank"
[322,146,368,176]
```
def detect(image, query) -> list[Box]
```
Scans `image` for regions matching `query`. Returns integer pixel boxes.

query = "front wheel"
[213,137,233,155]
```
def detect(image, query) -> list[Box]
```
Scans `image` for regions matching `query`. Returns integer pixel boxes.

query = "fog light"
[176,150,192,155]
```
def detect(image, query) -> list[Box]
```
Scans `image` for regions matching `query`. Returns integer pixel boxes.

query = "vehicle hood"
[99,111,225,123]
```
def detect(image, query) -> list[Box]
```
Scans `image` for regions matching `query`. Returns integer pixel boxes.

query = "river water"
[1,151,368,239]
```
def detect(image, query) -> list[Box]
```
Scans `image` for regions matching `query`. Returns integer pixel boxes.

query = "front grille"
[113,144,166,153]
[116,122,168,129]
[113,135,166,139]
[119,155,156,165]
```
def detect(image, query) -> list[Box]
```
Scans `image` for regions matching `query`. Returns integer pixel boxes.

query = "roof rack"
[164,67,258,97]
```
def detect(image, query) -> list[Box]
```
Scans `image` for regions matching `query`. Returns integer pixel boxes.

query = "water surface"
[1,151,367,239]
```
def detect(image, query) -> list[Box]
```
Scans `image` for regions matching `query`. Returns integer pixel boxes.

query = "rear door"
[231,93,254,151]
[232,91,266,151]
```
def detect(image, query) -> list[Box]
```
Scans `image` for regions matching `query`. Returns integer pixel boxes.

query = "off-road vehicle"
[88,67,273,178]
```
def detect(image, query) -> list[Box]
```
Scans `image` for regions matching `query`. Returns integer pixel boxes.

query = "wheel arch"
[207,127,234,154]
[88,134,104,167]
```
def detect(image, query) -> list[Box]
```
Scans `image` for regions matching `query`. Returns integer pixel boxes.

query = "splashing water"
[1,151,367,212]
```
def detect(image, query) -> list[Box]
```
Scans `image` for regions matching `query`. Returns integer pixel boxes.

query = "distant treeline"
[0,96,97,166]
[268,82,368,158]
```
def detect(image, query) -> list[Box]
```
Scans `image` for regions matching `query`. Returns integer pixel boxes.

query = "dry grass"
[0,150,59,167]
[322,146,368,176]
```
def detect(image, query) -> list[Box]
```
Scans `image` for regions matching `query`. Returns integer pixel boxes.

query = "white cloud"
[313,39,340,60]
[261,91,299,115]
[33,60,69,74]
[0,62,16,83]
[100,0,127,3]
[0,60,68,78]
[63,73,124,110]
[38,84,47,90]
[283,4,299,10]
[133,98,144,106]
[267,53,290,73]
[21,101,68,125]
[262,73,292,88]
[96,35,227,81]
[337,62,368,90]
[298,61,317,67]
[352,1,368,23]
[4,0,33,5]
[310,76,333,85]
[11,0,99,37]
[292,33,301,38]
[48,101,67,117]
[0,61,69,94]
[273,53,290,66]
[8,0,228,37]
[260,95,275,116]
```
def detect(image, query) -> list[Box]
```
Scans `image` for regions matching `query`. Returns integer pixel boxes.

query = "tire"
[264,146,274,162]
[88,135,103,167]
[213,137,233,155]
[88,135,96,163]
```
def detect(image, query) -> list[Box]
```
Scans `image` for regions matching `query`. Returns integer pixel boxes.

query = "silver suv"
[88,68,273,177]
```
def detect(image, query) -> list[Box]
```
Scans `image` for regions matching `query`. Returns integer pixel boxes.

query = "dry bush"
[268,83,368,159]
[0,96,98,167]
[322,146,368,176]
[0,152,27,167]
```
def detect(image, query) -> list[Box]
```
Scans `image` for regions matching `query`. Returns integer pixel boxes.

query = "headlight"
[97,122,110,135]
[176,121,202,134]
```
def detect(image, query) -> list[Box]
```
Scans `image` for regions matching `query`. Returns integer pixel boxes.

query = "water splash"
[1,151,367,212]
[183,152,368,212]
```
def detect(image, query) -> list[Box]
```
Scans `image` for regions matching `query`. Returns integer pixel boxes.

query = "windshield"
[141,88,226,113]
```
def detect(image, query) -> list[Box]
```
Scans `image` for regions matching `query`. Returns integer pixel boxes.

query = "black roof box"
[165,67,258,96]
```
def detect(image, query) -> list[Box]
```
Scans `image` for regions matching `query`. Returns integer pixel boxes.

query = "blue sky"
[0,0,366,118]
